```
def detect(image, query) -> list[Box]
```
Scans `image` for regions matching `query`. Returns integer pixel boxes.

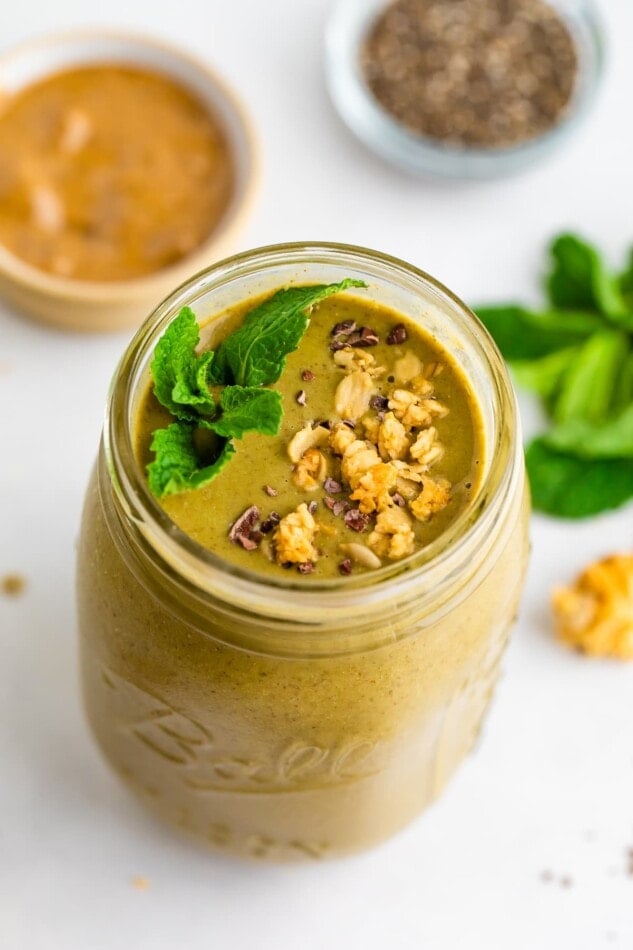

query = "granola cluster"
[276,325,452,573]
[226,318,456,576]
[552,554,633,660]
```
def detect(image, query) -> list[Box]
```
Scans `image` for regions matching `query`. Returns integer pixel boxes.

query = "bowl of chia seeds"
[325,0,605,179]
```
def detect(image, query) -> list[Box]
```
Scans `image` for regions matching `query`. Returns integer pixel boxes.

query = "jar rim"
[104,241,522,648]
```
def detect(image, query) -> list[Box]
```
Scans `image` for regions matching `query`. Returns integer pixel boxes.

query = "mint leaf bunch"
[210,281,365,387]
[148,424,236,498]
[151,307,217,421]
[475,234,633,518]
[147,280,366,497]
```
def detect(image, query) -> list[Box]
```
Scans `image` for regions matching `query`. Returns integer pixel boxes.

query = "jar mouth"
[105,241,521,629]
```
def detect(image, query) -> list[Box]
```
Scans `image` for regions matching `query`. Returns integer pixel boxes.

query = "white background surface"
[1,1,632,948]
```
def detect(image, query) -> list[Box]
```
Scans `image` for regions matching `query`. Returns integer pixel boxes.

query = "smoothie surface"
[135,289,485,579]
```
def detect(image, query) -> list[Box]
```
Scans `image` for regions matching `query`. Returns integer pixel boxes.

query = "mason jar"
[77,243,529,861]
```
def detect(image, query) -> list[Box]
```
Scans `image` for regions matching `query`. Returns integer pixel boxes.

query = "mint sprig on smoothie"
[209,281,366,386]
[148,424,236,498]
[147,280,366,497]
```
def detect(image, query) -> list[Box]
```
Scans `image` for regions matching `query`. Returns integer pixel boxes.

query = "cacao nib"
[344,508,370,532]
[346,326,379,347]
[330,320,359,351]
[386,323,407,345]
[323,477,342,494]
[301,369,316,381]
[338,559,353,576]
[370,394,389,411]
[324,496,350,517]
[263,484,278,497]
[356,326,380,347]
[297,561,315,575]
[260,512,281,534]
[228,505,260,550]
[331,320,356,337]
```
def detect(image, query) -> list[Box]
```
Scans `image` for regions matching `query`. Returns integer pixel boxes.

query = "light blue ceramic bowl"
[325,0,605,180]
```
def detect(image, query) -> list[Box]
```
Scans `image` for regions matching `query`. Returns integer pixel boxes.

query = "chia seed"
[361,0,578,149]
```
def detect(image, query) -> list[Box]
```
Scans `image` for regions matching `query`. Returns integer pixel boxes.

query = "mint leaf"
[475,305,602,360]
[210,279,367,387]
[526,437,633,518]
[618,247,633,308]
[474,235,633,520]
[151,307,216,421]
[206,386,283,439]
[510,346,580,402]
[545,233,628,321]
[552,330,629,424]
[543,404,633,459]
[612,349,633,412]
[147,422,235,497]
[146,278,367,498]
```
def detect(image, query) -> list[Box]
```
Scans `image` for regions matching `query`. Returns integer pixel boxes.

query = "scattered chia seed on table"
[360,0,578,149]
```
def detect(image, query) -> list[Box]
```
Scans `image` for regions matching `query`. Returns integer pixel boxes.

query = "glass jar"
[77,243,529,861]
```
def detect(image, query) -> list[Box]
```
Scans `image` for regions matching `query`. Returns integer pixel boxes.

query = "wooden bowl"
[0,30,259,332]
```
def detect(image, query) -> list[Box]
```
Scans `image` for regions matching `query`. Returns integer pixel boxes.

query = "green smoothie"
[77,248,528,860]
[134,288,484,578]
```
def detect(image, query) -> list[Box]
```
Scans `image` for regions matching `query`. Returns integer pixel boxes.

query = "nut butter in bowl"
[0,31,258,331]
[77,243,529,861]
